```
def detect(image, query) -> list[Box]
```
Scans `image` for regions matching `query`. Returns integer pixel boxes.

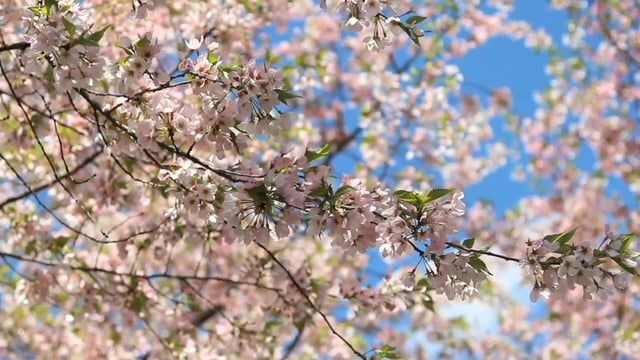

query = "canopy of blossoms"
[0,0,638,358]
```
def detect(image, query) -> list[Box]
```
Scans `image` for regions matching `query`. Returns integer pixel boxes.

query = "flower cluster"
[308,176,385,253]
[109,38,293,162]
[321,0,426,51]
[429,252,489,301]
[22,1,106,91]
[112,35,164,93]
[523,230,637,302]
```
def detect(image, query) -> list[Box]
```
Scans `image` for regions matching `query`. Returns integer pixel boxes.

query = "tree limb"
[0,42,30,53]
[0,148,103,210]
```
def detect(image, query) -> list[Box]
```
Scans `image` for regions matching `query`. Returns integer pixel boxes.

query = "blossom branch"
[0,148,103,210]
[75,88,258,183]
[255,241,366,359]
[0,250,286,294]
[0,42,30,53]
[0,151,103,242]
[446,241,521,263]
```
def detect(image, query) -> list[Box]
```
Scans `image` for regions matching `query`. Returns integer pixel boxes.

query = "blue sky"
[456,2,637,215]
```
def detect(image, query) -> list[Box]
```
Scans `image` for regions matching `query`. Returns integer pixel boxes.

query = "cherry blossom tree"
[0,0,638,358]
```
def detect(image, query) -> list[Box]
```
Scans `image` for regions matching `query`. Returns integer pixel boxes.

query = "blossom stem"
[0,42,30,53]
[446,242,521,262]
[254,241,367,359]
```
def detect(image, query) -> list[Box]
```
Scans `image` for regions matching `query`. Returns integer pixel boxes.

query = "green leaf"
[376,344,401,359]
[77,37,97,47]
[264,49,280,64]
[133,37,151,49]
[628,251,640,258]
[130,292,148,313]
[618,317,640,340]
[246,184,269,204]
[174,224,185,238]
[394,188,454,211]
[424,188,454,203]
[619,233,636,252]
[220,63,242,75]
[333,185,354,199]
[110,329,122,344]
[463,238,475,248]
[265,318,281,331]
[163,332,184,352]
[0,264,10,280]
[29,6,49,16]
[422,297,435,312]
[87,25,110,43]
[557,228,577,244]
[78,25,111,47]
[310,182,332,198]
[293,318,306,331]
[556,243,573,255]
[399,23,423,46]
[406,15,427,26]
[294,53,308,67]
[469,255,492,275]
[543,233,561,242]
[129,277,139,289]
[239,0,254,11]
[593,249,608,258]
[214,187,226,204]
[51,236,70,252]
[138,238,152,250]
[32,303,50,318]
[393,190,418,201]
[116,55,130,66]
[44,0,58,9]
[276,88,302,105]
[449,316,469,330]
[612,257,640,276]
[207,52,219,65]
[61,17,76,36]
[542,257,563,266]
[394,189,422,209]
[415,278,432,291]
[305,144,331,162]
[25,241,37,256]
[543,228,577,245]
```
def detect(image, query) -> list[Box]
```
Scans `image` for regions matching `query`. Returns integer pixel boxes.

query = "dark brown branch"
[0,151,102,243]
[0,42,30,53]
[76,88,258,183]
[281,320,307,360]
[322,127,363,166]
[0,58,108,237]
[0,89,86,136]
[0,250,286,293]
[596,1,640,66]
[191,306,225,327]
[446,242,521,263]
[255,241,366,359]
[70,92,153,185]
[94,217,170,244]
[0,148,103,210]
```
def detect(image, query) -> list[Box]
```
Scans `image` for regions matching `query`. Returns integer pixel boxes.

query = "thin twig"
[0,250,287,293]
[446,242,521,263]
[0,149,103,209]
[255,241,366,359]
[0,42,30,53]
